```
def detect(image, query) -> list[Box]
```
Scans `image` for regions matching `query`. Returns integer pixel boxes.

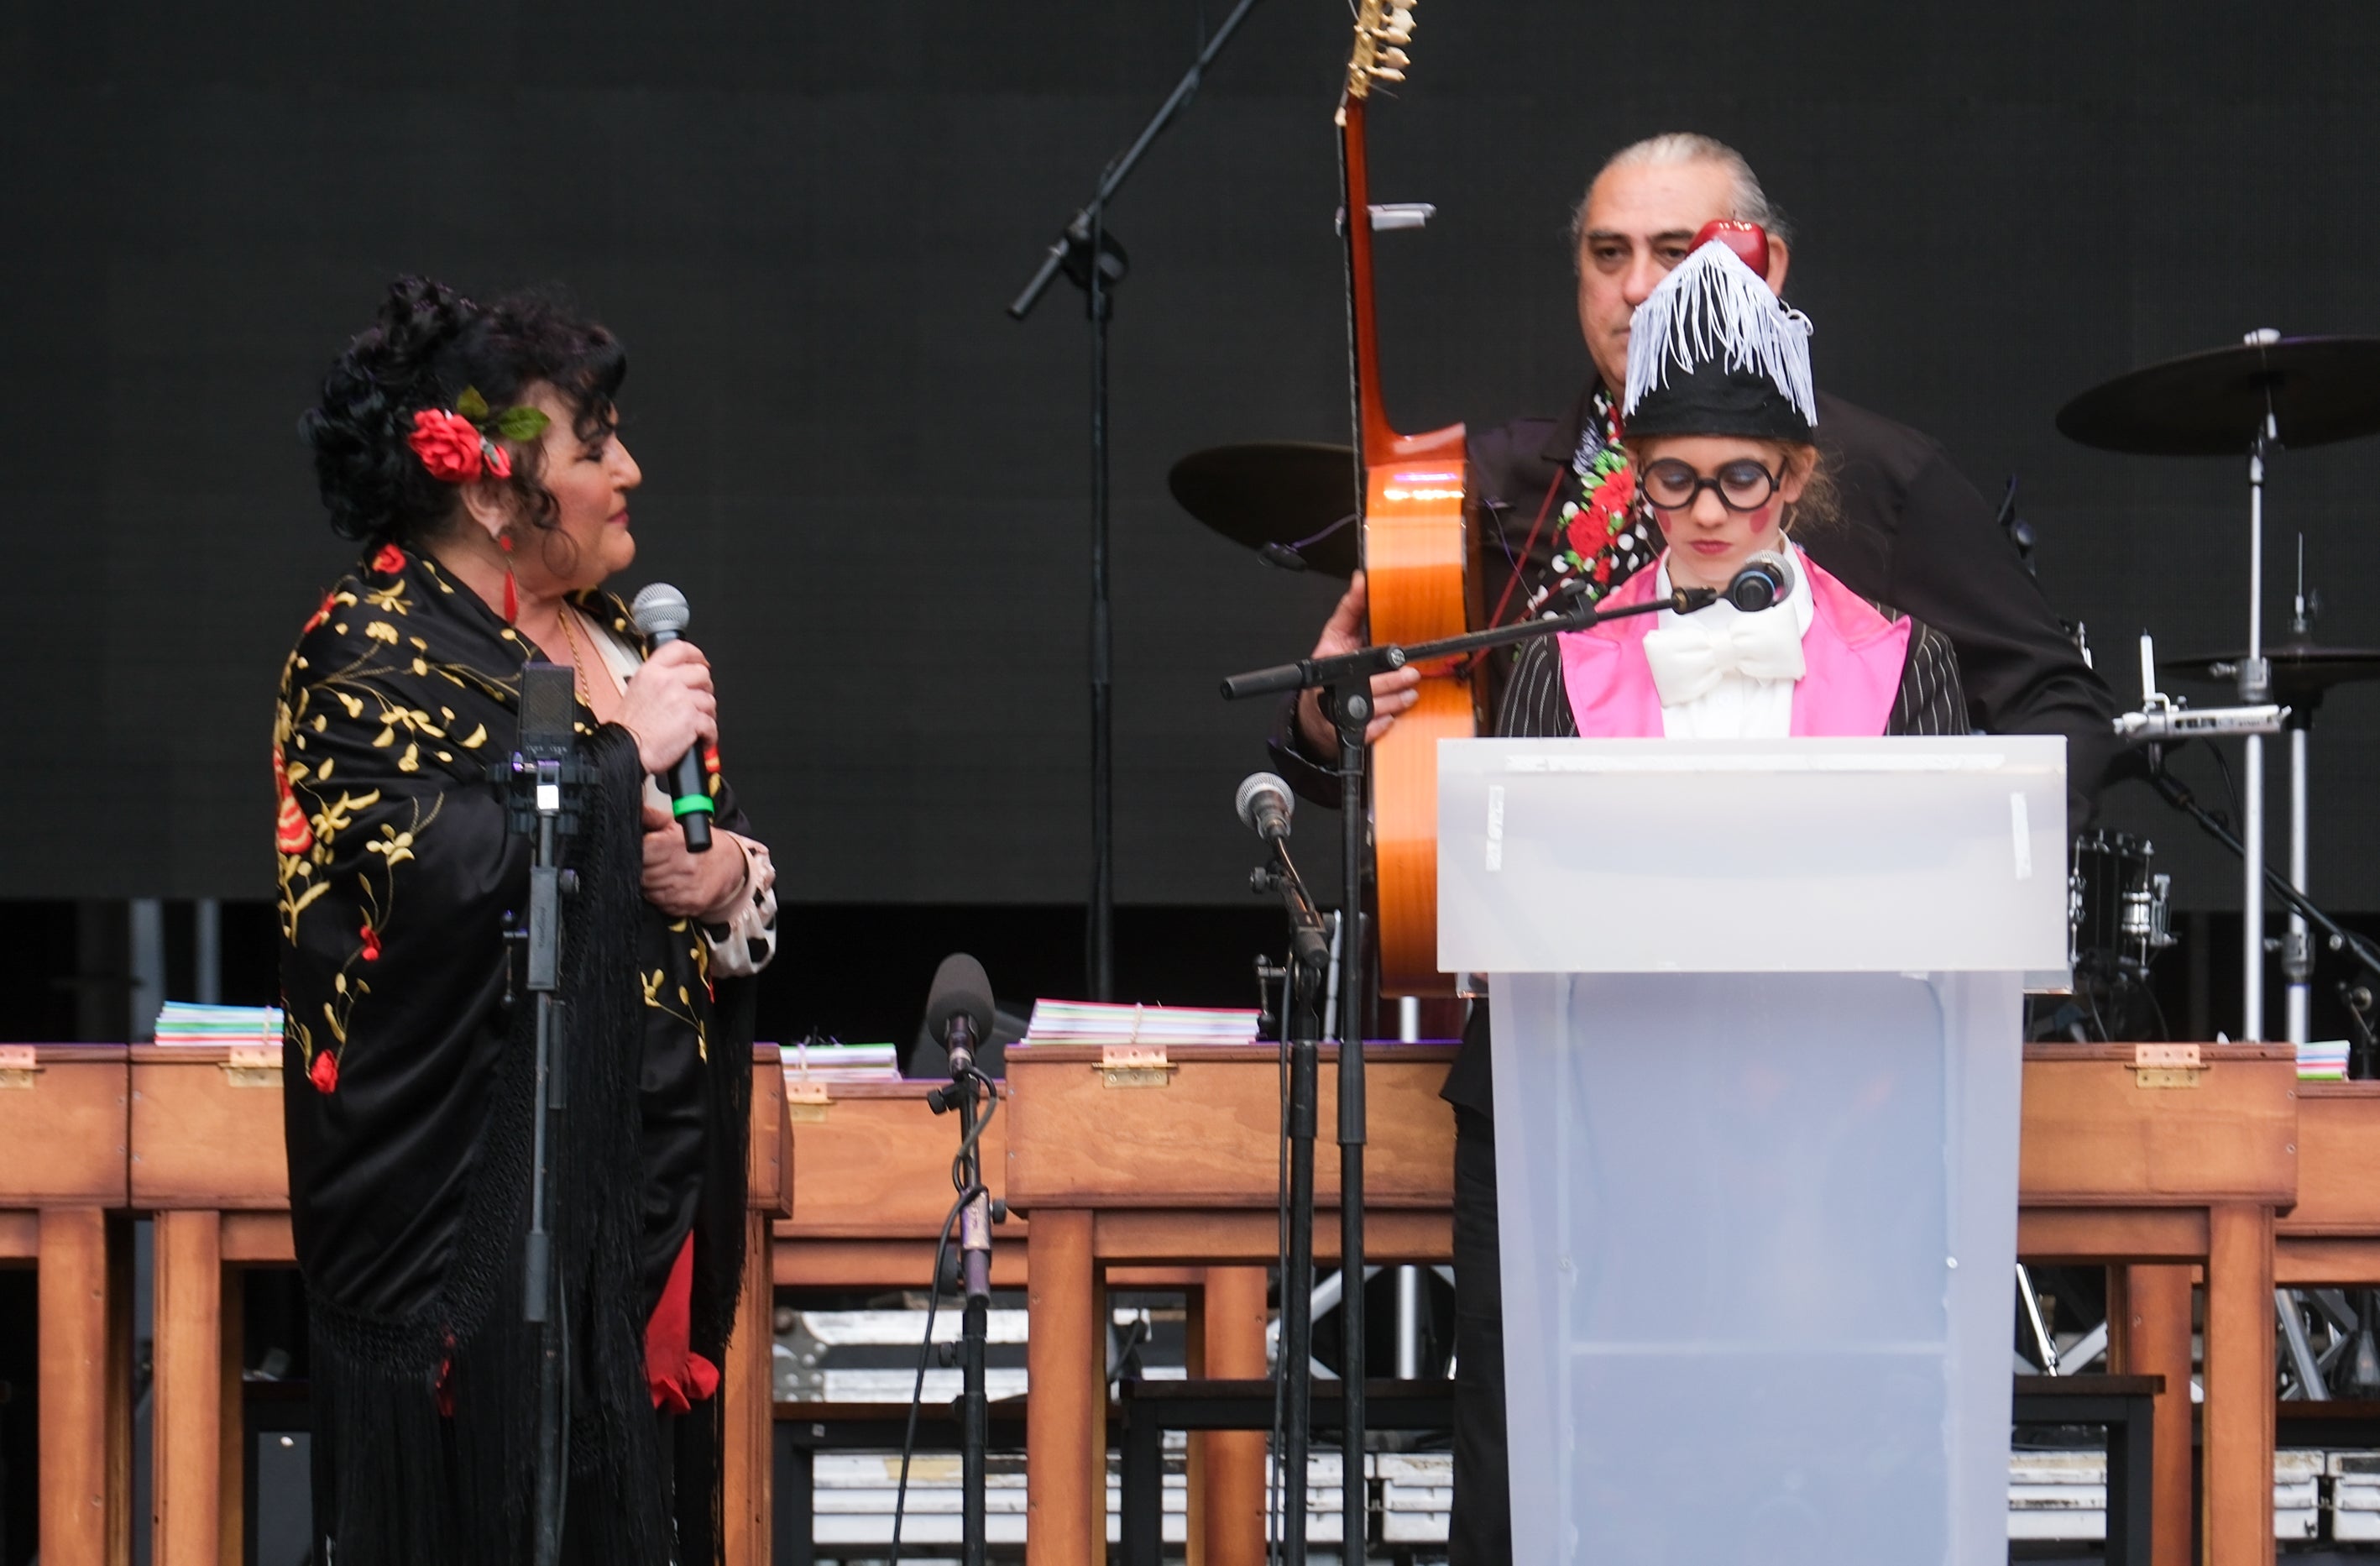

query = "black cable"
[892,1066,999,1565]
[2201,741,2245,831]
[889,1184,974,1566]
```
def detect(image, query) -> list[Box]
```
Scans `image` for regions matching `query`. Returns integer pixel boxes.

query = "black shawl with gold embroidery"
[275,542,752,1564]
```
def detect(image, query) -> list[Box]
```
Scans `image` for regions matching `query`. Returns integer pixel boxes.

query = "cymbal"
[2166,641,2380,702]
[2056,335,2380,454]
[1169,442,1358,578]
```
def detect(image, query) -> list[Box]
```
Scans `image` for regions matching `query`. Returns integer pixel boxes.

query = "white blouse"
[1646,544,1815,741]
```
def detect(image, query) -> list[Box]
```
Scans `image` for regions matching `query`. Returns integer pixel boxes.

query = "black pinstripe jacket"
[1492,601,1969,739]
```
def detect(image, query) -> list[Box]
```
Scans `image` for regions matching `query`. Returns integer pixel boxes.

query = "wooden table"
[773,1076,1028,1292]
[771,1075,1273,1566]
[1005,1042,1460,1566]
[0,1045,129,1566]
[2016,1043,2299,1566]
[132,1041,791,1566]
[1008,1040,2302,1566]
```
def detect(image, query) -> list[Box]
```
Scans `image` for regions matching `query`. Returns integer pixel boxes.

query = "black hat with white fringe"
[1622,239,1818,443]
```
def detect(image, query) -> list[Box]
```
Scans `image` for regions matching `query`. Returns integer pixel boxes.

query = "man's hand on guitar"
[1295,570,1423,752]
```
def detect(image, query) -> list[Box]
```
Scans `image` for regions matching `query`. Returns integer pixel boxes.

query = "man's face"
[1574,159,1788,395]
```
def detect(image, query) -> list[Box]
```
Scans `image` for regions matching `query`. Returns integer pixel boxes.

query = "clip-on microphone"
[1725,549,1797,612]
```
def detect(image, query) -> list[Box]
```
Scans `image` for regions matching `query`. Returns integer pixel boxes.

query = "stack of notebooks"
[2298,1040,2351,1082]
[154,1001,285,1046]
[1020,1000,1259,1047]
[782,1040,901,1085]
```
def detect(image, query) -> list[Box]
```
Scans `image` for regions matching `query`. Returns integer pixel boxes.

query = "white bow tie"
[1642,606,1806,707]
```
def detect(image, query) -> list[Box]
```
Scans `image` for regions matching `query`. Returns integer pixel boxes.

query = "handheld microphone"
[1726,550,1797,613]
[628,583,714,852]
[1236,773,1295,843]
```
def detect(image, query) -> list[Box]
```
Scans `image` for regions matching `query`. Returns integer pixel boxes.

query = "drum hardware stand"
[1224,583,1715,1555]
[1249,836,1331,1561]
[2282,539,2320,1044]
[501,663,587,1566]
[2148,758,2380,1073]
[2236,354,2281,1040]
[1007,0,1265,1001]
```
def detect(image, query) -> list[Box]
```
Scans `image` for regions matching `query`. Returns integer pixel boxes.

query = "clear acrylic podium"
[1437,736,2068,1563]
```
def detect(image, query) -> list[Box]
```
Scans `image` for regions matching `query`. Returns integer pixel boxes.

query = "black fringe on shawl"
[307,725,691,1565]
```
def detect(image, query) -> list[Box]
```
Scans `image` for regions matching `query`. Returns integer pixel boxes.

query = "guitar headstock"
[1344,0,1415,101]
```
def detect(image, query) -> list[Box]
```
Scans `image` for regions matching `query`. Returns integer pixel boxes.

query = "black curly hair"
[300,275,628,549]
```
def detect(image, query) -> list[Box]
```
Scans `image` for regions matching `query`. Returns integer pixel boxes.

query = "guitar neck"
[1338,94,1398,464]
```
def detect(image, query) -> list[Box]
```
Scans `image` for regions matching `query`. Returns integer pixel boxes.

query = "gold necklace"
[552,603,595,708]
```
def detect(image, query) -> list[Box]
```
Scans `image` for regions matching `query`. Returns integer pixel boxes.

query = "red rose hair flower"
[369,543,406,576]
[407,409,487,483]
[308,1050,339,1093]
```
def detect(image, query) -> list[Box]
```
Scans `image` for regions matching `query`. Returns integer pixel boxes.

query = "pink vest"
[1555,555,1912,738]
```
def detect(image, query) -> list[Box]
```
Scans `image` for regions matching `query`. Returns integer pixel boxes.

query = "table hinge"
[2132,1043,2205,1089]
[785,1076,832,1122]
[221,1044,283,1087]
[1099,1044,1178,1088]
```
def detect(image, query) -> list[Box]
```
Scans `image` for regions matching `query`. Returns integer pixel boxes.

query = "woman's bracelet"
[701,835,756,924]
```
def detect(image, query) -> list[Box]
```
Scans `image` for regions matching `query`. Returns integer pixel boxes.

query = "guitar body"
[1364,431,1478,996]
[1340,59,1478,998]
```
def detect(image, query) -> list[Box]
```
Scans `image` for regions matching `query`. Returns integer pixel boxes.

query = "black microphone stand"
[502,664,586,1566]
[1251,834,1331,1559]
[928,1019,996,1566]
[1007,0,1266,1001]
[1223,585,1713,1556]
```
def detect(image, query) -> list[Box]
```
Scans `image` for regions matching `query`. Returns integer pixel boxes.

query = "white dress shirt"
[1645,543,1815,740]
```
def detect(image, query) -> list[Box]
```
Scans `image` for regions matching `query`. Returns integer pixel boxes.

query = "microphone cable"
[888,1066,999,1564]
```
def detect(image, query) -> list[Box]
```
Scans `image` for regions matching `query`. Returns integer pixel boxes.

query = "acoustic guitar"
[1338,1,1480,998]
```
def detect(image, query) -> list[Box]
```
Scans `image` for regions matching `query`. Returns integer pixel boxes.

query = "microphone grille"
[1728,550,1797,613]
[1235,772,1292,832]
[924,953,996,1040]
[630,581,691,637]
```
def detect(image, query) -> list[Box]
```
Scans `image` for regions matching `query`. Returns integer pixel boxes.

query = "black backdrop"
[7,1,2380,913]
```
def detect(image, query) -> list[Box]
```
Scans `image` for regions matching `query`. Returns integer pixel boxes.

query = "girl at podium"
[1447,231,1969,1562]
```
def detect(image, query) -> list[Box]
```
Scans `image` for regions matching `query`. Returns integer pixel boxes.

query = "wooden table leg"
[2114,1265,2194,1566]
[1195,1267,1269,1566]
[2203,1204,2274,1566]
[37,1207,112,1566]
[219,1267,244,1566]
[154,1210,222,1566]
[1028,1209,1097,1566]
[723,1207,775,1566]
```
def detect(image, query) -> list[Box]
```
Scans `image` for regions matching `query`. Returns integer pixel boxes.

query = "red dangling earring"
[498,532,518,623]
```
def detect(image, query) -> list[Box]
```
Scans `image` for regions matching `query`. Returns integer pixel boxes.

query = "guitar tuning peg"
[1370,64,1407,82]
[1379,19,1414,45]
[1379,45,1410,68]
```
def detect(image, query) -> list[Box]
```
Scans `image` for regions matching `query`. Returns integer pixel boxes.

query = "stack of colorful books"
[153,1001,285,1046]
[1019,999,1258,1046]
[781,1040,901,1085]
[2297,1039,2351,1082]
